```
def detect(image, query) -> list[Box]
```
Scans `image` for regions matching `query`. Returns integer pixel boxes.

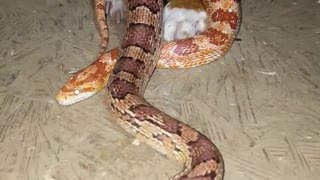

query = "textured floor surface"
[0,0,320,179]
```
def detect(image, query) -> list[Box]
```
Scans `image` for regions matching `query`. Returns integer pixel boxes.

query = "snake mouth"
[55,91,95,106]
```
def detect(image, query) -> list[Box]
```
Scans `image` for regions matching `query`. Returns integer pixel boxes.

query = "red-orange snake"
[56,0,240,179]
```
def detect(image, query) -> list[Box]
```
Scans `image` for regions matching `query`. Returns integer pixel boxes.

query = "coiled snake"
[56,0,240,105]
[57,0,240,179]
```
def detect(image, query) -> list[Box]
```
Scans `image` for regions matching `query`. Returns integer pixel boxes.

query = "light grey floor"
[0,0,319,179]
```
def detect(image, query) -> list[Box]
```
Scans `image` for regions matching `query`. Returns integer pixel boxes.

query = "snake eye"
[74,89,80,95]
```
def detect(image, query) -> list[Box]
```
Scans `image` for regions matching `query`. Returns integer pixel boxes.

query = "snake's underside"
[56,0,240,105]
[57,0,240,179]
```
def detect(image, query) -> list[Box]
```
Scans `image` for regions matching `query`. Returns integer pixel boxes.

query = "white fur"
[163,4,207,41]
[105,0,207,41]
[106,0,127,23]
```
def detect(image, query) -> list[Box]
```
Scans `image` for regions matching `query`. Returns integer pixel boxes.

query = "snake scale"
[57,0,241,179]
[109,0,220,179]
[56,0,240,105]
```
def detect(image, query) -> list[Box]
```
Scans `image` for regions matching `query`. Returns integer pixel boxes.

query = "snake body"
[56,0,240,105]
[108,0,223,179]
[57,0,240,179]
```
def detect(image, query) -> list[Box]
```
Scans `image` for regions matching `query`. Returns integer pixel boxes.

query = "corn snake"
[56,0,240,105]
[56,0,240,179]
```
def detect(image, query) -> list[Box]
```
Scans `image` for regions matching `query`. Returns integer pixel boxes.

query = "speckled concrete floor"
[0,0,320,180]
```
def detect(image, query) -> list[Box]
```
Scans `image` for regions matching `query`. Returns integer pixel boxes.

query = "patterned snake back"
[107,0,228,179]
[56,0,241,179]
[55,0,240,106]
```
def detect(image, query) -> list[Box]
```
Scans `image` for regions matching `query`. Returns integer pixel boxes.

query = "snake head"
[56,52,117,105]
[55,68,104,105]
[55,82,99,106]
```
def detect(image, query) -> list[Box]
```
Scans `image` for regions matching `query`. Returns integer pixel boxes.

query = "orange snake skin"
[56,0,240,179]
[56,0,240,105]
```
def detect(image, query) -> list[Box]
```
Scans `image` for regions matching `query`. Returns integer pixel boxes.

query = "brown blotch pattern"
[129,0,161,13]
[188,136,222,168]
[108,78,139,99]
[113,57,145,79]
[211,8,239,30]
[122,24,157,54]
[205,28,229,46]
[131,104,183,133]
[173,38,199,56]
